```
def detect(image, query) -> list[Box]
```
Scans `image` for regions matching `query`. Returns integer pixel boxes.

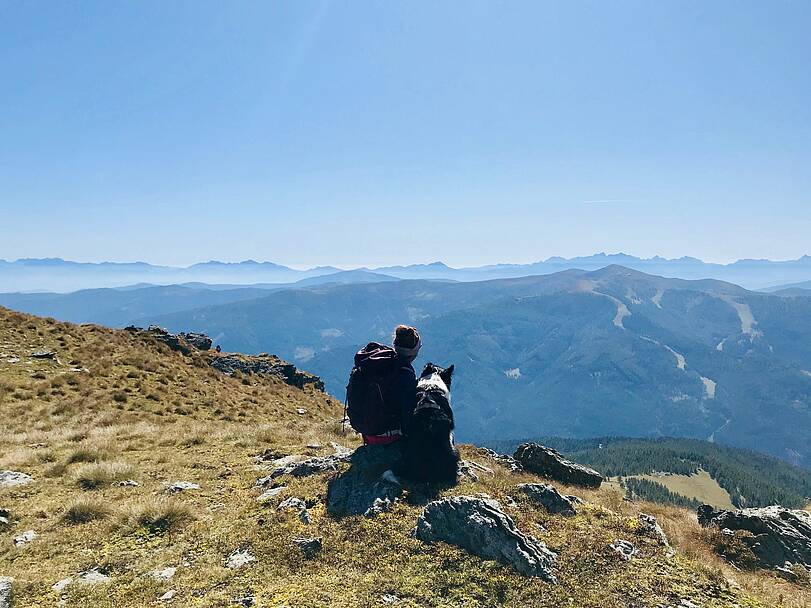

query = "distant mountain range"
[4,253,811,292]
[4,264,809,469]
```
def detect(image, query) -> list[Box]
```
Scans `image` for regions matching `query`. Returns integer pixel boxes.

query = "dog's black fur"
[401,362,460,484]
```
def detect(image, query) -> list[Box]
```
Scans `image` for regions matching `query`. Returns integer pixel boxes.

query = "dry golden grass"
[0,307,806,607]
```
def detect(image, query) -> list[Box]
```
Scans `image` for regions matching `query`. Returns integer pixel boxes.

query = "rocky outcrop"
[698,504,811,571]
[257,455,343,485]
[0,471,33,488]
[326,444,403,518]
[513,443,603,488]
[0,577,12,608]
[179,332,212,351]
[637,513,670,547]
[480,448,523,473]
[517,483,579,516]
[210,353,325,391]
[413,496,557,581]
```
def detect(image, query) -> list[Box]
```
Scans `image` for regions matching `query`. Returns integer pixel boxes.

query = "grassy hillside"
[487,437,811,509]
[1,308,808,607]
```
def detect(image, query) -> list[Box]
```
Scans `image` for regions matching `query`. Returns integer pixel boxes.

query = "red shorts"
[363,430,402,445]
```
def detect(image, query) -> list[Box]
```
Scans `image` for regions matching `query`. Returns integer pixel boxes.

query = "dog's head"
[418,362,455,394]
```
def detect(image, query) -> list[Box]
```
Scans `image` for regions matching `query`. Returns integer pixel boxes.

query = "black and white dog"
[401,362,459,484]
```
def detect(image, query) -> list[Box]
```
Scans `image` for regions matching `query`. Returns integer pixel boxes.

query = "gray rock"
[480,448,524,473]
[150,566,177,581]
[513,443,603,488]
[78,569,110,585]
[610,539,638,561]
[118,479,139,487]
[179,332,212,351]
[159,590,176,602]
[13,530,36,547]
[258,455,343,484]
[457,459,493,482]
[292,537,322,559]
[0,471,33,488]
[231,595,255,607]
[697,504,811,571]
[326,444,403,518]
[0,577,12,608]
[518,483,578,516]
[413,496,557,581]
[256,486,286,502]
[210,354,324,391]
[52,578,73,593]
[165,481,200,494]
[638,513,670,547]
[226,548,256,569]
[30,350,56,359]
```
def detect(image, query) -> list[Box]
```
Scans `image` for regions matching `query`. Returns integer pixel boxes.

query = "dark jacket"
[382,355,417,435]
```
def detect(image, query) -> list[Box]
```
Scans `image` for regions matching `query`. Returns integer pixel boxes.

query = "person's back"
[346,325,420,445]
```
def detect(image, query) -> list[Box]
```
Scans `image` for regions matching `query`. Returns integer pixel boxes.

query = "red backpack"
[345,342,399,435]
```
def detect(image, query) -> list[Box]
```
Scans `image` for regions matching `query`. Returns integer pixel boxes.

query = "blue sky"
[1,1,809,268]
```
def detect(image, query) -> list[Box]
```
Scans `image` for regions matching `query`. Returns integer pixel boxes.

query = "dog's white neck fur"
[417,373,450,400]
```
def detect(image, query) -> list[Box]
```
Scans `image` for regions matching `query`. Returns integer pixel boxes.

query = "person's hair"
[393,325,420,349]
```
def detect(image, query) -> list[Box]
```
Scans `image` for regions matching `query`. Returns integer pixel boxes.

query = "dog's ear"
[439,364,454,387]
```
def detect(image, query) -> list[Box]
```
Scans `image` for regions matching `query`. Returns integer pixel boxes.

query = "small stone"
[0,577,12,608]
[165,481,200,494]
[30,350,56,359]
[13,530,36,547]
[52,578,73,593]
[256,486,286,502]
[226,548,256,569]
[118,479,140,487]
[638,513,670,547]
[150,566,177,581]
[0,471,33,487]
[278,497,307,511]
[610,539,638,561]
[231,594,255,606]
[381,594,400,604]
[78,569,110,585]
[159,589,176,601]
[306,443,323,449]
[292,537,322,559]
[296,408,307,415]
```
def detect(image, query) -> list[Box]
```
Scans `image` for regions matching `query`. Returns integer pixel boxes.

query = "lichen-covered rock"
[638,513,670,547]
[226,548,256,569]
[513,443,603,488]
[165,481,200,494]
[610,539,638,561]
[210,353,324,391]
[326,444,403,518]
[480,448,524,472]
[413,496,557,581]
[292,537,322,559]
[0,471,33,488]
[698,504,811,570]
[0,577,12,608]
[257,455,343,485]
[517,483,578,516]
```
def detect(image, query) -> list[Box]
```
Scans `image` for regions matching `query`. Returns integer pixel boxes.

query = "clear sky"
[1,1,809,268]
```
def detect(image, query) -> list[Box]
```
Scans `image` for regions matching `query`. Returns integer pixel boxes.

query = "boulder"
[326,444,404,518]
[518,483,578,516]
[0,577,12,608]
[513,443,603,488]
[413,496,557,581]
[292,537,322,559]
[210,353,325,391]
[0,471,33,488]
[697,504,811,571]
[178,332,212,351]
